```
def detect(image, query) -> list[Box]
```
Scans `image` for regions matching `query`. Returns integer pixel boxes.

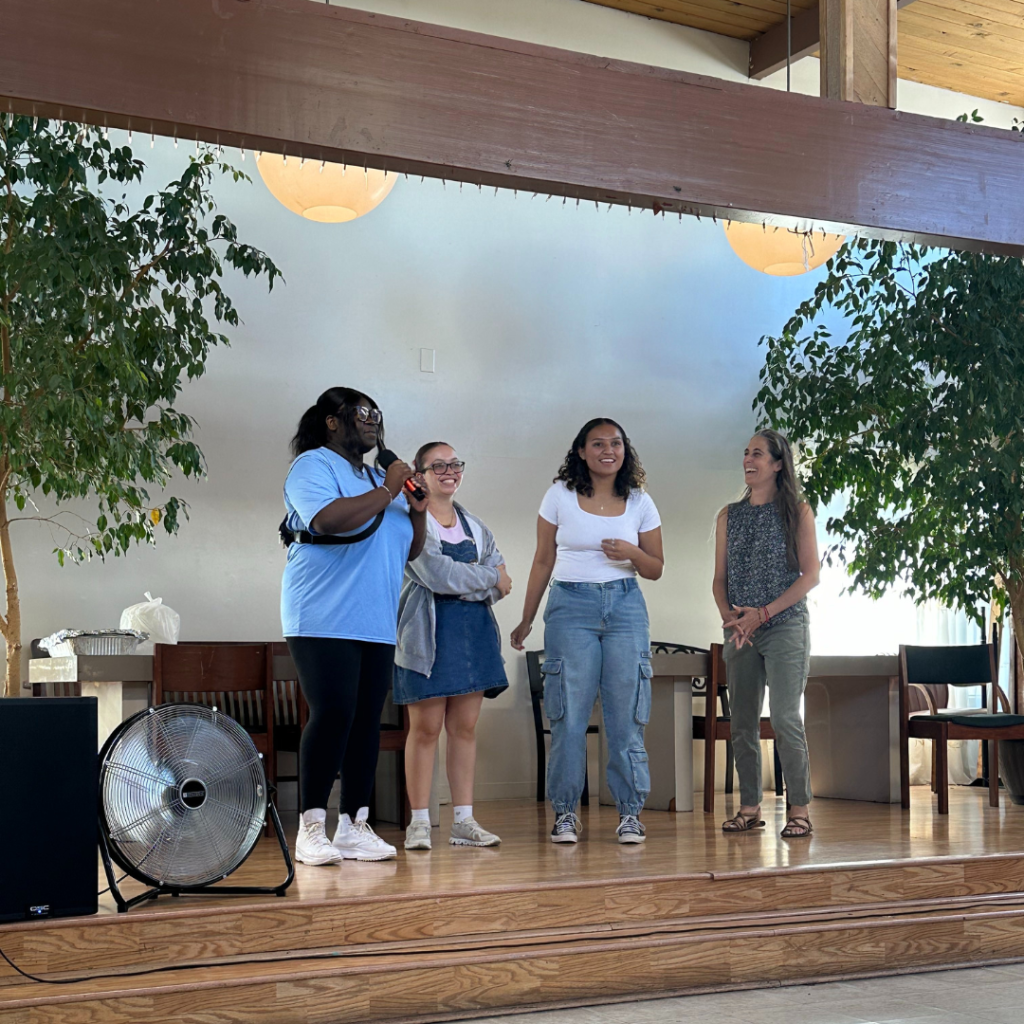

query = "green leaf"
[756,232,1024,628]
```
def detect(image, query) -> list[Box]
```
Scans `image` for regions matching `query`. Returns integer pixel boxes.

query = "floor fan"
[98,704,293,912]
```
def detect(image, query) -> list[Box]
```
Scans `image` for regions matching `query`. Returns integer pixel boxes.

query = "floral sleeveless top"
[726,500,804,627]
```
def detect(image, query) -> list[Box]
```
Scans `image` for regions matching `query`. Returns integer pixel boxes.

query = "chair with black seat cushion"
[899,642,1024,814]
[697,643,784,814]
[526,649,596,806]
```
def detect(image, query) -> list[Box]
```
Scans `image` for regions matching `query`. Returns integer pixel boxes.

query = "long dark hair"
[742,428,803,570]
[290,387,385,460]
[555,418,646,498]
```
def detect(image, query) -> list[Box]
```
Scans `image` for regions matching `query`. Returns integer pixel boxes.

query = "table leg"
[673,679,694,812]
[80,680,123,751]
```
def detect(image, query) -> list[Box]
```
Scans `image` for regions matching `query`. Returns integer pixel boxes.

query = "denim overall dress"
[393,507,508,704]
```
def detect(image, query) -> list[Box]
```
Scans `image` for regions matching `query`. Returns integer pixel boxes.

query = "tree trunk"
[1007,571,1024,716]
[0,480,21,698]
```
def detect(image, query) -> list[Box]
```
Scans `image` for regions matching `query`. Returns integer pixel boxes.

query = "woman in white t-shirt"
[511,418,664,845]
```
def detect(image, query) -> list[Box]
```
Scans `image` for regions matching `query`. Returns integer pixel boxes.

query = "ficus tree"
[0,115,280,697]
[756,230,1024,664]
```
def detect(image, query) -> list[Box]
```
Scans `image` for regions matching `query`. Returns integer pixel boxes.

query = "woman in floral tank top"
[712,430,820,838]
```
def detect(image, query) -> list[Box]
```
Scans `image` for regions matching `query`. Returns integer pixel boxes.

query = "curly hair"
[555,418,646,498]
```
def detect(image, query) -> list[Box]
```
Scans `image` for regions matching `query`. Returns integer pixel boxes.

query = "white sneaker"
[332,813,397,861]
[295,810,343,866]
[404,820,433,851]
[449,818,501,847]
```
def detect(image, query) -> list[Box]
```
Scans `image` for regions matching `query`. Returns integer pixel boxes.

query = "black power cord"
[6,892,1023,988]
[0,941,349,986]
[97,874,127,898]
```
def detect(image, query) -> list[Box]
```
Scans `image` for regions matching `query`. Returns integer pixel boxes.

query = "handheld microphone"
[378,448,427,502]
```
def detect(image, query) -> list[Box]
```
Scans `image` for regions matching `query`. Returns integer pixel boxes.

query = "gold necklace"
[433,507,458,529]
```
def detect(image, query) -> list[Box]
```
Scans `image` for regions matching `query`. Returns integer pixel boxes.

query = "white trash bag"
[119,592,181,646]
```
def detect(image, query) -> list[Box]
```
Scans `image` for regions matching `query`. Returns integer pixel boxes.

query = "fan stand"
[99,798,295,913]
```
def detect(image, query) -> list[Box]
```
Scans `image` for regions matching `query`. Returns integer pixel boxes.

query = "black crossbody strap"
[281,468,389,547]
[283,508,385,546]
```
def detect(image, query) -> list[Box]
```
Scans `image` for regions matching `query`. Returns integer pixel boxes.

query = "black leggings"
[286,636,394,815]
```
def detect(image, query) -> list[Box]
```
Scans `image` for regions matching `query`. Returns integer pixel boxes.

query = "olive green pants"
[722,608,812,807]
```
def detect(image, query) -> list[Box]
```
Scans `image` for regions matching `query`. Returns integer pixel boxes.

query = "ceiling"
[582,0,1024,108]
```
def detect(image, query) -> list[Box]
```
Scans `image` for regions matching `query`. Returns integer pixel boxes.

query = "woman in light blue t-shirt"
[281,387,427,867]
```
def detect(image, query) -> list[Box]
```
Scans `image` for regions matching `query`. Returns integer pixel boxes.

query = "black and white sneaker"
[550,812,582,844]
[616,814,646,844]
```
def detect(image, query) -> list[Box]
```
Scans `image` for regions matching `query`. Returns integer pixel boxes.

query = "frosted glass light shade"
[723,221,845,277]
[256,155,396,223]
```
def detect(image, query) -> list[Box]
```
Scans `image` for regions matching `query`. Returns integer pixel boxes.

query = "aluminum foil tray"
[39,629,149,657]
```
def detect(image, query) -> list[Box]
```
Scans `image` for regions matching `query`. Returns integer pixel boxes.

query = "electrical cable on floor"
[0,941,353,986]
[97,874,127,898]
[5,891,1024,987]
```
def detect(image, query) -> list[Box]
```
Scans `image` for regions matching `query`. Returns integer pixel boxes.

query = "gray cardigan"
[395,504,506,678]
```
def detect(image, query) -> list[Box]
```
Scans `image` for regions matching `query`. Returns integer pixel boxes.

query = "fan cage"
[99,704,268,889]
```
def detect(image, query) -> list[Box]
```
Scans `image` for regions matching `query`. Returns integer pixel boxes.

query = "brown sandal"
[781,816,813,838]
[722,811,765,833]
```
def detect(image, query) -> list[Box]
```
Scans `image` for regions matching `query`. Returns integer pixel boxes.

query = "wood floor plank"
[5,788,1024,1019]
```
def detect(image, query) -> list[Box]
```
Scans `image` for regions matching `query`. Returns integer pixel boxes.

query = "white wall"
[23,151,815,797]
[15,0,1022,799]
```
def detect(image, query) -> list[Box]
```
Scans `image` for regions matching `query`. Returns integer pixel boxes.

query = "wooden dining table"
[28,652,299,750]
[30,650,908,805]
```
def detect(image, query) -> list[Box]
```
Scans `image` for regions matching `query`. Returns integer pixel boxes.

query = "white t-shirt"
[538,481,661,583]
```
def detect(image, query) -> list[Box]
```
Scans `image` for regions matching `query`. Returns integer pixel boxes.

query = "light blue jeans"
[541,579,651,817]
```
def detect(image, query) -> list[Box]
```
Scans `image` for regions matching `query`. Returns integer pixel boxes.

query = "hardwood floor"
[94,785,1024,908]
[3,790,1024,1023]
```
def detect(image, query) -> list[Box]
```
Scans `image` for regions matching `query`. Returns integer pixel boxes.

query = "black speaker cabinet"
[0,698,98,922]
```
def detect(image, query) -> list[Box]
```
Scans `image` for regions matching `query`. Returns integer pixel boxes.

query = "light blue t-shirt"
[281,447,414,643]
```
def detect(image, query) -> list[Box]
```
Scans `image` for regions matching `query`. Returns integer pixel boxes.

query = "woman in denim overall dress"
[712,429,820,839]
[512,419,664,844]
[395,442,512,850]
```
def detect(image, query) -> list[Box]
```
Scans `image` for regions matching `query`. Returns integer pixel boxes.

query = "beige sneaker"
[404,820,432,850]
[449,818,501,847]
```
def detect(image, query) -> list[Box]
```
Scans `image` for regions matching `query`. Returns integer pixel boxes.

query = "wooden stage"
[5,790,1024,1023]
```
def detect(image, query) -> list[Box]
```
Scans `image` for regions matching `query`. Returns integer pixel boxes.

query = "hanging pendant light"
[721,0,845,277]
[723,222,845,276]
[256,154,396,223]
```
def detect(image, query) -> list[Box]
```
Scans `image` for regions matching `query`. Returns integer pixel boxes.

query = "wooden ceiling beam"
[750,0,919,81]
[750,5,822,80]
[1,0,1021,254]
[820,0,898,108]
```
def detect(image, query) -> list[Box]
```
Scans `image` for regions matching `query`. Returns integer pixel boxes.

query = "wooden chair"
[373,696,411,827]
[153,642,276,786]
[526,649,596,806]
[696,643,784,814]
[268,641,306,793]
[265,641,411,827]
[899,642,1024,814]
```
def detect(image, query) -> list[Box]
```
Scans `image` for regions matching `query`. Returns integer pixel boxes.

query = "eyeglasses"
[352,406,382,425]
[427,460,465,475]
